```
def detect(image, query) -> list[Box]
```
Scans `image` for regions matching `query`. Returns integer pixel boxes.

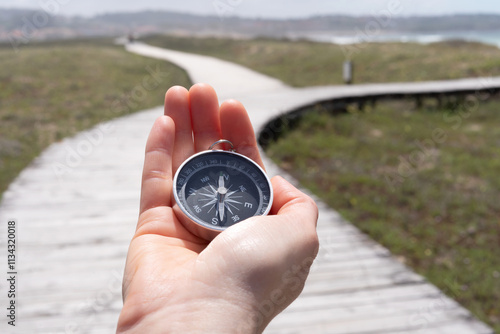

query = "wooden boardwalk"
[0,43,496,334]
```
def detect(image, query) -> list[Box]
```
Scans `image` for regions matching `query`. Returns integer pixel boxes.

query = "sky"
[3,0,500,18]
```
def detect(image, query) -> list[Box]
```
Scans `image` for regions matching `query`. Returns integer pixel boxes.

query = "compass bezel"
[173,149,273,239]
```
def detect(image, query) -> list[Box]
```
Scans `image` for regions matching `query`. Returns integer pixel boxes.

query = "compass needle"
[219,173,225,189]
[218,199,225,221]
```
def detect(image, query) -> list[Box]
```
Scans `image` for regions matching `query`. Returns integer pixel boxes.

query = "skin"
[116,84,319,334]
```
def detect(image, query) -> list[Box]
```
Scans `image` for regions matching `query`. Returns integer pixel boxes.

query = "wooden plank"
[265,306,487,334]
[283,284,442,312]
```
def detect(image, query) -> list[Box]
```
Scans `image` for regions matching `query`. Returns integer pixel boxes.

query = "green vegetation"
[143,34,500,86]
[266,98,500,332]
[0,39,191,196]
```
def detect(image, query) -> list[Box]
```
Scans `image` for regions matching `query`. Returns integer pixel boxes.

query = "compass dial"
[173,150,273,236]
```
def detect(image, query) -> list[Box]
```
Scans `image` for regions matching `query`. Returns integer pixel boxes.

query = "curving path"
[0,42,495,334]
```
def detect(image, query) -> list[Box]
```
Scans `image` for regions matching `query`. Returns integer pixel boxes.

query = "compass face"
[173,150,273,233]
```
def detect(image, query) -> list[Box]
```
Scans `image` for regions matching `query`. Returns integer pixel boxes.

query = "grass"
[265,98,500,332]
[0,38,191,197]
[142,34,500,86]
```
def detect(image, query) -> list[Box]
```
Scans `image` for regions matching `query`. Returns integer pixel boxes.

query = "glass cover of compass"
[173,148,273,235]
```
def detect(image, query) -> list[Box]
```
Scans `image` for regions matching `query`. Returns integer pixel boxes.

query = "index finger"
[164,86,194,174]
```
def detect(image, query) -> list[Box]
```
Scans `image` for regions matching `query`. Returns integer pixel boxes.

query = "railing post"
[343,61,353,85]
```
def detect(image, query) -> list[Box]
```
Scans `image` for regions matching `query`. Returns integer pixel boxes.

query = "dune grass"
[142,34,500,86]
[0,39,191,196]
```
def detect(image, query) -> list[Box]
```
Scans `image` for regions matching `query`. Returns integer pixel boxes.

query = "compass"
[173,140,273,240]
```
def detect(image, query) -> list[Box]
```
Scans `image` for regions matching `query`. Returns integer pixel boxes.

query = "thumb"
[215,176,319,267]
[271,176,319,225]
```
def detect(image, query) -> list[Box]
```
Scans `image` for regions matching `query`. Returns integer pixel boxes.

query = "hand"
[116,84,319,334]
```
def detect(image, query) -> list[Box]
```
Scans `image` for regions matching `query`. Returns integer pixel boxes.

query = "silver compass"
[173,140,273,240]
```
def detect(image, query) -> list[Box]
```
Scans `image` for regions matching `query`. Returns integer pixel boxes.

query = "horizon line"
[2,6,500,21]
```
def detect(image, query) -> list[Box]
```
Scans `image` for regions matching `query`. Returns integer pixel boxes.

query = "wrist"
[117,293,263,334]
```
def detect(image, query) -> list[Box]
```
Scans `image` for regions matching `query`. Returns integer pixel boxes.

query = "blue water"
[303,31,500,48]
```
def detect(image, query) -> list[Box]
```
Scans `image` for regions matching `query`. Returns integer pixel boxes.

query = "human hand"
[116,84,319,334]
